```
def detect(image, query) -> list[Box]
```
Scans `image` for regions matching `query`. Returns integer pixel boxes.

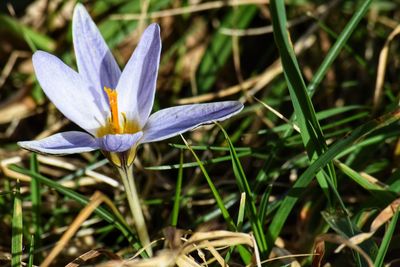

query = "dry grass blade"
[110,0,269,20]
[254,97,301,132]
[220,0,338,36]
[373,25,400,111]
[359,171,389,189]
[1,157,32,182]
[177,76,258,104]
[99,251,181,267]
[1,156,119,188]
[0,96,37,124]
[41,191,125,267]
[336,198,400,252]
[370,198,400,231]
[0,50,30,89]
[65,249,121,267]
[34,118,69,140]
[37,155,76,170]
[314,234,374,267]
[97,230,259,267]
[177,33,316,105]
[257,253,314,267]
[202,240,225,266]
[311,239,325,267]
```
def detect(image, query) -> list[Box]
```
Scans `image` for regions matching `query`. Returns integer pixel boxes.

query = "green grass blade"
[196,5,257,92]
[146,150,253,170]
[224,193,250,265]
[321,169,370,267]
[322,210,377,266]
[9,164,139,249]
[236,193,246,231]
[28,235,34,267]
[97,0,171,49]
[0,15,55,51]
[11,182,23,267]
[171,149,184,227]
[307,0,373,95]
[267,109,400,247]
[217,123,268,257]
[374,208,399,267]
[169,143,250,152]
[258,185,272,225]
[335,160,396,204]
[29,153,41,264]
[269,0,337,202]
[181,136,236,231]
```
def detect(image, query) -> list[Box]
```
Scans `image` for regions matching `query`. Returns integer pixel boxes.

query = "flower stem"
[118,165,153,257]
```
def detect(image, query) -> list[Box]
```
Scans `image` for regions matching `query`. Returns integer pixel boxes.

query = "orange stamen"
[104,87,121,134]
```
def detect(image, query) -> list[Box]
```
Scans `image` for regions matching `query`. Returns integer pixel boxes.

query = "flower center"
[104,87,121,134]
[96,87,140,138]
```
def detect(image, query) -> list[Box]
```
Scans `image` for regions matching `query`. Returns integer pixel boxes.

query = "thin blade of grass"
[269,0,337,203]
[9,164,139,249]
[258,185,272,226]
[307,0,373,95]
[176,149,253,264]
[28,235,34,267]
[169,143,250,152]
[224,193,249,265]
[322,209,378,267]
[237,192,246,231]
[180,135,236,231]
[268,109,400,248]
[334,160,396,204]
[217,123,268,257]
[41,191,122,267]
[196,5,257,92]
[29,153,41,264]
[146,151,252,170]
[171,149,184,227]
[11,182,23,267]
[0,15,55,51]
[374,208,399,267]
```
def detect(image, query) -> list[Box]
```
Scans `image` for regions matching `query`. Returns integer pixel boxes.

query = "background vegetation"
[1,0,400,266]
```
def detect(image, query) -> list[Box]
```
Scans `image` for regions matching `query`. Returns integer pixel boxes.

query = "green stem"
[118,165,152,256]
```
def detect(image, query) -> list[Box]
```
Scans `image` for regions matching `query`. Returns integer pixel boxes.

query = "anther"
[104,87,121,134]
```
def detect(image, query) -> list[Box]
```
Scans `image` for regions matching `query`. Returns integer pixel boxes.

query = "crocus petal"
[18,131,98,155]
[73,4,121,88]
[141,101,243,143]
[73,3,121,113]
[97,132,143,152]
[32,51,106,134]
[117,23,161,127]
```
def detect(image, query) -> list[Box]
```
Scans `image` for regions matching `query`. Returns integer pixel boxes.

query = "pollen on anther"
[104,87,121,134]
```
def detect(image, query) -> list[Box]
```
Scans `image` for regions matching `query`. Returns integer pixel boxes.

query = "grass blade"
[217,123,268,257]
[269,0,337,203]
[374,208,399,267]
[29,153,41,264]
[28,235,34,267]
[181,135,236,231]
[0,15,55,51]
[9,164,139,249]
[171,149,184,227]
[196,5,257,92]
[307,0,373,95]
[335,160,396,204]
[11,182,23,267]
[268,109,400,248]
[146,151,252,170]
[236,192,246,230]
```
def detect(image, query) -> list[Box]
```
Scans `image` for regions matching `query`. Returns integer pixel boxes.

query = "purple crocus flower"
[18,4,243,167]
